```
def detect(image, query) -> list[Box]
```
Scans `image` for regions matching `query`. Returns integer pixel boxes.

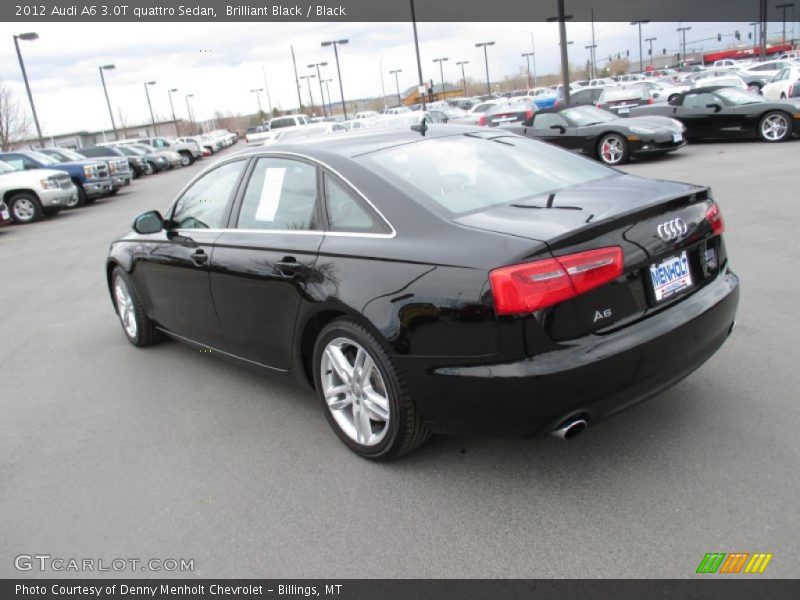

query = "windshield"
[561,106,618,126]
[0,160,16,174]
[716,88,764,105]
[28,151,59,165]
[358,133,615,217]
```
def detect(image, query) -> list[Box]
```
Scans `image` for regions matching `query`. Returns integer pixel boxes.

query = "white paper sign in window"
[254,167,286,222]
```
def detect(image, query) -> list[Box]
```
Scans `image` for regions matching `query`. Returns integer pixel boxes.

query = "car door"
[675,92,721,138]
[209,156,324,369]
[527,113,574,149]
[138,159,248,348]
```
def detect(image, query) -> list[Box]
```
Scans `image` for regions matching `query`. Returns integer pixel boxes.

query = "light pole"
[308,62,329,117]
[645,37,657,68]
[521,53,534,89]
[432,57,448,100]
[299,75,316,115]
[475,41,495,95]
[143,81,157,135]
[456,60,469,96]
[13,32,44,147]
[584,45,597,79]
[631,19,650,73]
[390,69,403,105]
[321,39,349,119]
[167,87,179,136]
[677,26,692,66]
[98,64,118,140]
[378,57,387,109]
[409,0,426,110]
[250,88,264,118]
[523,30,538,87]
[261,66,273,116]
[547,2,574,105]
[322,78,334,115]
[185,94,195,134]
[776,3,794,45]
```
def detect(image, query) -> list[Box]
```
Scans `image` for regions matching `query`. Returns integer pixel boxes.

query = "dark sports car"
[502,105,686,165]
[630,85,800,142]
[106,126,738,460]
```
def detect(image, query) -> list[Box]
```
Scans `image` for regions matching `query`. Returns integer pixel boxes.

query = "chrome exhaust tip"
[551,418,588,440]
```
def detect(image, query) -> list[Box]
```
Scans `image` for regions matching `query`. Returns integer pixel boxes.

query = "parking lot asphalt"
[1,138,798,579]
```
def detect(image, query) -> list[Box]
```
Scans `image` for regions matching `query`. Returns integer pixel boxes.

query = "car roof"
[235,125,487,159]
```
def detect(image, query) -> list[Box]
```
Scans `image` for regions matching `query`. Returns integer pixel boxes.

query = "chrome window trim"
[175,228,394,240]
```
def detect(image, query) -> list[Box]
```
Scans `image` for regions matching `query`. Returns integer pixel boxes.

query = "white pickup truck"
[0,159,78,224]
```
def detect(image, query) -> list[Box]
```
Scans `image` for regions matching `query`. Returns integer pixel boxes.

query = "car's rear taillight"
[647,97,655,104]
[489,247,624,315]
[706,202,725,236]
[478,115,487,126]
[525,109,535,121]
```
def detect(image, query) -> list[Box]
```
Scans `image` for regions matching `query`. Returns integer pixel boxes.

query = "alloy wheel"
[761,114,788,141]
[320,337,390,446]
[114,277,138,339]
[12,198,36,222]
[599,135,624,165]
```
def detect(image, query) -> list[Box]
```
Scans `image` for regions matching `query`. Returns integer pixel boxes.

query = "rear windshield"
[358,133,615,217]
[600,85,647,101]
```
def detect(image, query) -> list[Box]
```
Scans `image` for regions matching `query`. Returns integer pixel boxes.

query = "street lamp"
[547,2,574,105]
[308,62,329,117]
[776,3,794,45]
[475,41,495,95]
[389,69,403,105]
[321,38,349,119]
[645,37,657,68]
[250,88,264,117]
[432,57,448,100]
[521,52,534,89]
[299,74,317,115]
[631,19,650,73]
[185,94,195,134]
[322,78,334,116]
[167,87,179,136]
[143,81,157,135]
[677,26,692,66]
[13,32,44,147]
[98,64,118,140]
[456,60,469,96]
[523,30,538,87]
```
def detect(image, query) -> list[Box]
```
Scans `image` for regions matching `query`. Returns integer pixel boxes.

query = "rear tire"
[178,151,194,166]
[748,82,762,94]
[597,133,629,165]
[145,162,156,175]
[759,111,792,142]
[111,267,163,347]
[8,192,43,224]
[313,318,431,460]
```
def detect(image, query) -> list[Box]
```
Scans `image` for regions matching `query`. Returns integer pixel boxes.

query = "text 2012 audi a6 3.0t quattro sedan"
[106,126,739,460]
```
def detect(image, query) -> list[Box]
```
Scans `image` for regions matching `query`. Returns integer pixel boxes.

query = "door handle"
[274,257,302,278]
[191,249,208,266]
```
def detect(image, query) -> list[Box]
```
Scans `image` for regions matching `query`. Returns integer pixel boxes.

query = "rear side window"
[171,160,246,229]
[323,174,385,234]
[236,158,318,231]
[270,118,293,129]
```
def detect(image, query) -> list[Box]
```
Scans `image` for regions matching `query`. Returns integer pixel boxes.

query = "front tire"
[597,133,629,165]
[178,151,194,166]
[8,192,43,224]
[759,111,792,142]
[111,267,163,347]
[312,318,430,460]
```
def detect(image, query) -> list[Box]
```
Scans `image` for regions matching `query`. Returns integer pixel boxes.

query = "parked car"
[448,99,507,125]
[39,148,131,193]
[597,83,655,116]
[107,126,738,459]
[588,77,618,87]
[642,80,690,103]
[629,86,800,142]
[107,137,201,166]
[559,85,606,108]
[268,115,312,131]
[0,150,111,207]
[480,100,537,126]
[126,144,182,169]
[71,145,147,180]
[504,105,685,165]
[107,145,169,175]
[761,66,800,100]
[528,87,558,108]
[615,74,646,83]
[739,60,795,89]
[0,159,76,223]
[244,126,266,143]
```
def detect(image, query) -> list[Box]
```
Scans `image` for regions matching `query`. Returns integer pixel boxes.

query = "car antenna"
[546,192,556,208]
[411,117,428,136]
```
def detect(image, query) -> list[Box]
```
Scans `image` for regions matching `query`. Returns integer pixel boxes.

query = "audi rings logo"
[657,217,689,242]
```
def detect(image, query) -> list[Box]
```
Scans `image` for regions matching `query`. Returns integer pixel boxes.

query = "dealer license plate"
[672,133,683,143]
[649,251,693,303]
[618,107,630,114]
[1,208,9,220]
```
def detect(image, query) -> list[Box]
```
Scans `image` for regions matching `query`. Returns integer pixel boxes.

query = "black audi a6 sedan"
[502,105,686,165]
[106,126,739,460]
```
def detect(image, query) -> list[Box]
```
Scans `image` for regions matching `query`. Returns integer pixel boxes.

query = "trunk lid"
[456,173,726,337]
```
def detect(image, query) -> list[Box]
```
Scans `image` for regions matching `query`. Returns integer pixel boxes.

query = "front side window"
[236,158,317,231]
[171,160,246,229]
[532,113,569,129]
[359,133,615,217]
[683,93,717,109]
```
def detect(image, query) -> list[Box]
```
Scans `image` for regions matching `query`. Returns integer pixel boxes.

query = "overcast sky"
[0,20,795,136]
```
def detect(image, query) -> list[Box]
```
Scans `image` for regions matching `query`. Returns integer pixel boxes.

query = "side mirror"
[705,103,722,112]
[133,210,164,234]
[668,96,680,106]
[550,124,566,133]
[652,92,661,99]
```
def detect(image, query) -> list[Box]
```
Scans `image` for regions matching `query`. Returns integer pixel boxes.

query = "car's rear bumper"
[399,266,739,438]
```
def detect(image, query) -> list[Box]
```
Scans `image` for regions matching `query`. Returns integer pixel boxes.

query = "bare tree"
[0,80,31,151]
